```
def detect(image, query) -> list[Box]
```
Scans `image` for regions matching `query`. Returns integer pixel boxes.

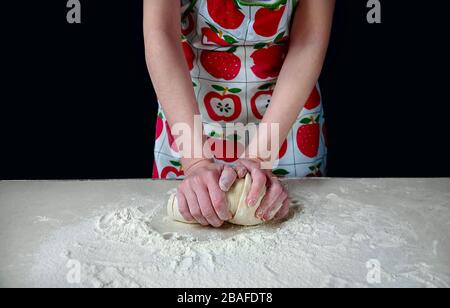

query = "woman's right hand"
[177,160,236,227]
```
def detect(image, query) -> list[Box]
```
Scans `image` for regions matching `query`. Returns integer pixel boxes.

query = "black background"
[1,0,449,180]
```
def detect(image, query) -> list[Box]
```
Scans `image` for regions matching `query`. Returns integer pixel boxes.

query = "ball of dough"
[167,174,266,226]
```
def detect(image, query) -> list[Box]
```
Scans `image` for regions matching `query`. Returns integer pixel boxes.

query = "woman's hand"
[177,160,235,227]
[223,159,290,221]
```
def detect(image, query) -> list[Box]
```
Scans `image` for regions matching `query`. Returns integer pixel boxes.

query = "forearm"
[262,40,329,143]
[143,0,210,167]
[145,32,198,122]
[250,0,335,162]
[145,33,208,166]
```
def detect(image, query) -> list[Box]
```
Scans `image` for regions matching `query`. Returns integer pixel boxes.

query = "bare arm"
[143,0,204,167]
[250,0,335,160]
[241,0,335,221]
[144,0,235,227]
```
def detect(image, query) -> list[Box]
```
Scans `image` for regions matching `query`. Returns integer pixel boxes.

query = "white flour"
[29,185,450,288]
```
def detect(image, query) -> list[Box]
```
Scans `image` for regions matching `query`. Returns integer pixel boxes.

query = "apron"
[152,0,327,179]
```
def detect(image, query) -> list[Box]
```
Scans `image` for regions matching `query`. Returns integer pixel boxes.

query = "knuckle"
[213,220,224,228]
[207,171,219,181]
[198,219,209,226]
[271,183,283,195]
[190,208,202,218]
[179,206,189,216]
[253,168,264,176]
[203,210,216,220]
[192,175,202,185]
[181,213,192,221]
[211,194,226,207]
[182,180,194,191]
[255,173,267,185]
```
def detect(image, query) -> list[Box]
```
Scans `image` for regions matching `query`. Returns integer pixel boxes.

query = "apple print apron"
[153,0,327,179]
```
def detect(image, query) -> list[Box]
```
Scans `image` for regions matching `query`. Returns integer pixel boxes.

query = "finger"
[247,169,267,207]
[237,160,268,206]
[195,186,224,228]
[219,165,238,192]
[274,198,290,219]
[208,180,233,221]
[176,190,195,222]
[263,192,287,221]
[184,188,209,226]
[235,163,248,178]
[256,178,286,220]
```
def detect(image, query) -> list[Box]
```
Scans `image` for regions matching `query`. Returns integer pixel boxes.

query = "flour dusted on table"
[29,185,449,288]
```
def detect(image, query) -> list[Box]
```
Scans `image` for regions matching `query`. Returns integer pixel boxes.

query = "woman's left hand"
[219,159,290,221]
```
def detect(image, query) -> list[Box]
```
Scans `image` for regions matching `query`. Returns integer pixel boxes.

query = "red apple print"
[250,83,275,119]
[155,112,164,140]
[251,33,288,79]
[207,0,245,30]
[278,138,288,159]
[182,38,195,71]
[253,4,286,37]
[161,161,184,179]
[201,48,241,80]
[202,22,237,47]
[165,121,179,153]
[306,162,323,177]
[304,86,321,110]
[207,133,244,163]
[152,161,159,179]
[296,114,320,158]
[204,85,242,122]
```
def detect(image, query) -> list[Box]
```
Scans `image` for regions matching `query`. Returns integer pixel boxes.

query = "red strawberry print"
[296,114,320,158]
[165,121,179,153]
[204,85,242,122]
[278,138,288,159]
[161,160,184,179]
[250,83,275,119]
[304,86,321,110]
[253,4,286,37]
[251,33,288,79]
[201,22,237,47]
[182,38,195,71]
[306,162,323,177]
[207,0,245,29]
[201,48,241,80]
[155,112,164,140]
[152,161,159,179]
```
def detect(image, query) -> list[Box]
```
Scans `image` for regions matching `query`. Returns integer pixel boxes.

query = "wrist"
[182,158,214,175]
[248,156,274,171]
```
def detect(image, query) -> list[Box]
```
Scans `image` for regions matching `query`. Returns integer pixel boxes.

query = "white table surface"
[0,178,449,288]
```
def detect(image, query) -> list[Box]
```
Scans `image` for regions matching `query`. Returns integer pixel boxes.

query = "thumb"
[219,165,238,192]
